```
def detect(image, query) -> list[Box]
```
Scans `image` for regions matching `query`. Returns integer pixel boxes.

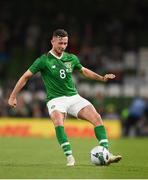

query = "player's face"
[51,36,68,55]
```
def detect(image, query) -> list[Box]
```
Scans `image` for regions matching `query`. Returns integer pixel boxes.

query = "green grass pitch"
[0,137,148,179]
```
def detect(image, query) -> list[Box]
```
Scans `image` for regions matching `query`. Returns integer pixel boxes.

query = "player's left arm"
[80,67,116,82]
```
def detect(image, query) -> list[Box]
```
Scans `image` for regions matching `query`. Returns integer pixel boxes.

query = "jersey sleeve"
[29,56,43,74]
[73,55,83,70]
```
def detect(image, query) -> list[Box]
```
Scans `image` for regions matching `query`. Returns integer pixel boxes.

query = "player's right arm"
[8,70,33,107]
[8,55,43,108]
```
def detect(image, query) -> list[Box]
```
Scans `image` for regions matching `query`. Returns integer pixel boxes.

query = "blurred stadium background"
[1,0,148,178]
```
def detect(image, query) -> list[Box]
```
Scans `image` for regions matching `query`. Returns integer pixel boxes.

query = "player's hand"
[8,96,17,108]
[103,74,116,82]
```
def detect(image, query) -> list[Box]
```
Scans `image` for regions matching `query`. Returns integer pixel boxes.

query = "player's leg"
[68,94,121,164]
[78,105,109,149]
[78,105,122,163]
[67,95,109,148]
[50,110,75,166]
[47,97,75,166]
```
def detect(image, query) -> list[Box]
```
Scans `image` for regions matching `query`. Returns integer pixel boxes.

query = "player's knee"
[50,110,64,126]
[51,118,64,126]
[51,110,64,118]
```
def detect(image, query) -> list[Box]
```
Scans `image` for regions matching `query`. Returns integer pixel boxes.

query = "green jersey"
[29,52,83,101]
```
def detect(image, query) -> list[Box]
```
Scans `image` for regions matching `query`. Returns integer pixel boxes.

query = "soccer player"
[8,29,122,166]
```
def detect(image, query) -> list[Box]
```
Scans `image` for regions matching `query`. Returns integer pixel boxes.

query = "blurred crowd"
[0,0,148,136]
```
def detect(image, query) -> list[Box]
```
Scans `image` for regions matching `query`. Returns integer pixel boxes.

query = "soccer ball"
[90,146,110,165]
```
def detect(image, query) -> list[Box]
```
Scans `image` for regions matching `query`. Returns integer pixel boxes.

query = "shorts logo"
[51,105,56,109]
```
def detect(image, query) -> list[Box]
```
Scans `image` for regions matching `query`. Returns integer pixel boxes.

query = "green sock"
[94,125,109,149]
[55,126,72,156]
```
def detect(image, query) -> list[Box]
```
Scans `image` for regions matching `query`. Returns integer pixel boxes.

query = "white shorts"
[47,94,92,118]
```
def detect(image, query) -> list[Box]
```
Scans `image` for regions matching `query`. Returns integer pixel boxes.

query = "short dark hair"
[53,29,68,38]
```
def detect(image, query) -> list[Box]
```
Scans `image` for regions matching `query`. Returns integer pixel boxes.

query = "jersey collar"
[49,50,63,59]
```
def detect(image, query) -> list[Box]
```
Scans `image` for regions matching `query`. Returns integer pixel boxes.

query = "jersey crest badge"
[64,62,72,72]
